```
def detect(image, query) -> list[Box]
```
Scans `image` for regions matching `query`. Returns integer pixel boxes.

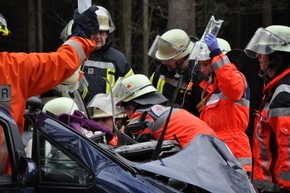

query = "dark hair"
[93,117,110,122]
[120,101,137,109]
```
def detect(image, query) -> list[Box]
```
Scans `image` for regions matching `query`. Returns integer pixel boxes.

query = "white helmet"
[95,6,115,33]
[150,29,194,60]
[217,38,231,54]
[111,74,168,106]
[111,74,155,104]
[55,68,83,97]
[87,93,123,119]
[196,42,211,61]
[42,97,79,115]
[194,38,231,61]
[60,19,74,42]
[245,25,290,58]
[60,6,115,42]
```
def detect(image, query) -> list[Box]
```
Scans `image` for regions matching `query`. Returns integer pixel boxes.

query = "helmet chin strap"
[208,68,215,80]
[258,60,273,78]
[258,68,270,78]
[175,61,181,75]
[175,59,188,76]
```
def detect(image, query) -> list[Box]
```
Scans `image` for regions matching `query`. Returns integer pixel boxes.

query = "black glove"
[71,5,99,39]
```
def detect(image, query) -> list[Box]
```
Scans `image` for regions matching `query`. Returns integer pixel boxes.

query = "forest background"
[1,0,290,143]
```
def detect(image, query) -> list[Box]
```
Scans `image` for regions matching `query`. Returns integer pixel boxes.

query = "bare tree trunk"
[167,0,196,36]
[27,0,36,51]
[235,1,241,47]
[37,0,43,52]
[120,0,132,66]
[262,0,272,27]
[108,0,115,45]
[142,0,149,76]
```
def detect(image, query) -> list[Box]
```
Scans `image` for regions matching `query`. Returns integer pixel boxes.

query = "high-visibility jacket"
[199,54,252,172]
[252,68,290,192]
[150,64,206,117]
[80,39,134,105]
[128,104,216,148]
[0,36,96,174]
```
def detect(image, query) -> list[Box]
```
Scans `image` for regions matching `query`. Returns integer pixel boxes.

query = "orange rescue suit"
[129,105,216,148]
[252,68,290,192]
[199,54,252,172]
[0,36,96,174]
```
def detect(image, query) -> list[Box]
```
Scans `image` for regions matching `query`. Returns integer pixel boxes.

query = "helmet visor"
[148,35,161,61]
[0,13,10,36]
[110,76,155,105]
[109,77,133,104]
[244,27,286,58]
[0,13,7,27]
[148,35,187,61]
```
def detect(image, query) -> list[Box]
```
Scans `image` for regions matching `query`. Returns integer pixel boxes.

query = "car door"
[32,114,97,193]
[33,112,181,193]
[0,107,36,193]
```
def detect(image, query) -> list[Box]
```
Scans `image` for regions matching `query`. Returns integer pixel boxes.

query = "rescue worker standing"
[244,25,290,193]
[112,74,216,148]
[149,29,206,117]
[197,34,252,173]
[0,6,99,174]
[79,6,134,107]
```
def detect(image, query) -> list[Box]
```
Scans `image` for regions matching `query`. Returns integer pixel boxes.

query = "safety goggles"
[244,27,287,58]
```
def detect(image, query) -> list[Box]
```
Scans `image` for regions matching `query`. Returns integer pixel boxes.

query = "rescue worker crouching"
[111,74,216,148]
[87,93,126,147]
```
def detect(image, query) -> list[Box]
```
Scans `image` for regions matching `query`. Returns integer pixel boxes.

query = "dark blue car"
[0,106,257,193]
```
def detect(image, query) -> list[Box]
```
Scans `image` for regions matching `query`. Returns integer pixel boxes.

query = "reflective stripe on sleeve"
[206,92,249,107]
[124,69,134,78]
[156,75,166,93]
[212,56,230,71]
[105,68,116,94]
[268,84,290,118]
[63,40,86,62]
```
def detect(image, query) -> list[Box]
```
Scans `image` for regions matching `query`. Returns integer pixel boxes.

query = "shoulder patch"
[151,105,169,117]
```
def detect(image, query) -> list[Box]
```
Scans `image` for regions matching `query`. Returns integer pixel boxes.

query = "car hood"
[36,112,256,193]
[135,134,256,193]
